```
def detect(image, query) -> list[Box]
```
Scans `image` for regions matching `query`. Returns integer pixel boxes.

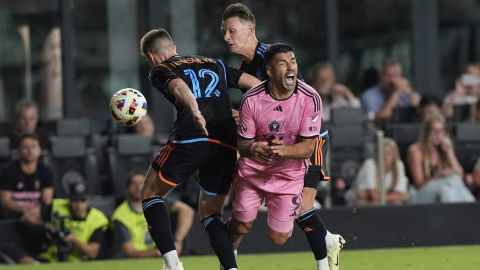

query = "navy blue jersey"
[239,42,269,81]
[149,55,243,145]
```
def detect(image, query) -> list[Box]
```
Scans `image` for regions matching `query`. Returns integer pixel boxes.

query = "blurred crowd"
[0,60,479,264]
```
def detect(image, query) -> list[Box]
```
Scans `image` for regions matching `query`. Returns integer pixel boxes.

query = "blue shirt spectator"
[361,59,420,125]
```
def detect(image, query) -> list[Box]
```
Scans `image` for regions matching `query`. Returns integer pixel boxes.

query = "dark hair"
[222,3,256,25]
[140,28,173,57]
[17,133,39,148]
[264,43,295,66]
[419,95,441,108]
[126,169,145,187]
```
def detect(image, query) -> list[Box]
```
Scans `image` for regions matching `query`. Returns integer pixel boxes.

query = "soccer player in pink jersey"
[229,43,322,249]
[222,4,345,270]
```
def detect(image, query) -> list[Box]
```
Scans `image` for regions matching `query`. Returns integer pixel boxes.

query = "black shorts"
[304,131,330,189]
[151,141,237,195]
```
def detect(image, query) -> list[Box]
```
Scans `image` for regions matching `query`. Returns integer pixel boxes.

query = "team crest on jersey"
[311,114,320,123]
[268,120,281,133]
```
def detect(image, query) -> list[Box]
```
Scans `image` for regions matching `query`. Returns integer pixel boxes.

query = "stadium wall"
[186,202,480,254]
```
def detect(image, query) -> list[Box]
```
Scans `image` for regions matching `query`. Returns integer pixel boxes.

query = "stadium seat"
[329,124,366,186]
[454,123,480,172]
[390,107,417,123]
[385,123,422,163]
[0,122,14,137]
[0,137,10,166]
[330,108,364,124]
[90,195,117,217]
[47,136,101,197]
[55,118,91,137]
[455,123,480,143]
[107,134,153,197]
[451,104,472,122]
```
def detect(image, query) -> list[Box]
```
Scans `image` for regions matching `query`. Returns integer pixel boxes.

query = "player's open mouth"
[285,73,295,84]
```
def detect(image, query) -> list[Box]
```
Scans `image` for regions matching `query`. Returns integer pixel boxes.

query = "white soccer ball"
[109,88,148,127]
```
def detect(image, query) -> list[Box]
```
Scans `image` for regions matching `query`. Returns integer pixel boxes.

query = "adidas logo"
[273,105,283,112]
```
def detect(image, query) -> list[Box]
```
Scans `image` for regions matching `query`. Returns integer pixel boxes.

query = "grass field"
[4,245,480,270]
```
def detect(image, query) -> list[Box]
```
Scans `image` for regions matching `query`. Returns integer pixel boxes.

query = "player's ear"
[147,52,156,64]
[266,65,272,78]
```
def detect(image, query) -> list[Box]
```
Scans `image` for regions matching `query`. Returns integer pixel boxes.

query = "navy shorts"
[152,140,237,195]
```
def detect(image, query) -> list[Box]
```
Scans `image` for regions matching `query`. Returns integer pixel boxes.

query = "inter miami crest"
[268,120,281,132]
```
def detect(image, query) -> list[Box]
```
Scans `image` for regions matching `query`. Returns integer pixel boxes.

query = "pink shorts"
[231,174,303,233]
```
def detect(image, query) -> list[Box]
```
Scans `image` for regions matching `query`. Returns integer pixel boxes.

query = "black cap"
[68,181,88,201]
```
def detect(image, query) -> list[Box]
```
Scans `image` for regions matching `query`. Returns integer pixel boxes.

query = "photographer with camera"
[37,182,109,262]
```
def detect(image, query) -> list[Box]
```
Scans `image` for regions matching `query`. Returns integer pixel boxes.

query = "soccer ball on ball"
[109,88,147,127]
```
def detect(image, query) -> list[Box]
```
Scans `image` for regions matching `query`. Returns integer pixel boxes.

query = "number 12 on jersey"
[183,68,221,99]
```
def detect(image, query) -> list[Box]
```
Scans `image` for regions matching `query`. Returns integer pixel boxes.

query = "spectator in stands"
[111,171,194,257]
[443,63,480,119]
[0,134,53,218]
[346,138,409,206]
[407,114,475,204]
[9,100,51,150]
[310,62,361,121]
[417,95,442,122]
[465,62,480,75]
[361,59,420,125]
[37,181,109,262]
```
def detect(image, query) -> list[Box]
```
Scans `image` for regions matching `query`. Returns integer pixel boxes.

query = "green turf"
[5,245,480,270]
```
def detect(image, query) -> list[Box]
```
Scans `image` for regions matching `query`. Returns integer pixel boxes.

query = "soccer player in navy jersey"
[139,28,260,270]
[221,4,345,270]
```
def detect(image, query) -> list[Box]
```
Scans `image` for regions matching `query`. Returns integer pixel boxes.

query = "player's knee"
[229,219,252,236]
[268,232,289,246]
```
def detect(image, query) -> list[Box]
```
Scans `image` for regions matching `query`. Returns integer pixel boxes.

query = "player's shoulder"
[296,80,322,111]
[255,42,269,58]
[243,81,267,99]
[239,81,267,108]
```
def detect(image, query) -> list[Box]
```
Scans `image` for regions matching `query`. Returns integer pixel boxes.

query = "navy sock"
[142,197,176,254]
[296,208,328,260]
[202,214,237,269]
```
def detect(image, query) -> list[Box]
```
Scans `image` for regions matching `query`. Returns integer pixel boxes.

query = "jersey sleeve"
[148,64,179,95]
[237,97,256,140]
[299,97,322,138]
[113,220,132,245]
[88,227,105,244]
[226,67,244,88]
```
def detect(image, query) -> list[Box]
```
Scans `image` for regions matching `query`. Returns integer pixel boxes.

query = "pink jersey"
[237,80,322,182]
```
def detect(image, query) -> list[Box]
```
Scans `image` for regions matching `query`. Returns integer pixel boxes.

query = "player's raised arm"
[167,78,208,136]
[237,72,261,90]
